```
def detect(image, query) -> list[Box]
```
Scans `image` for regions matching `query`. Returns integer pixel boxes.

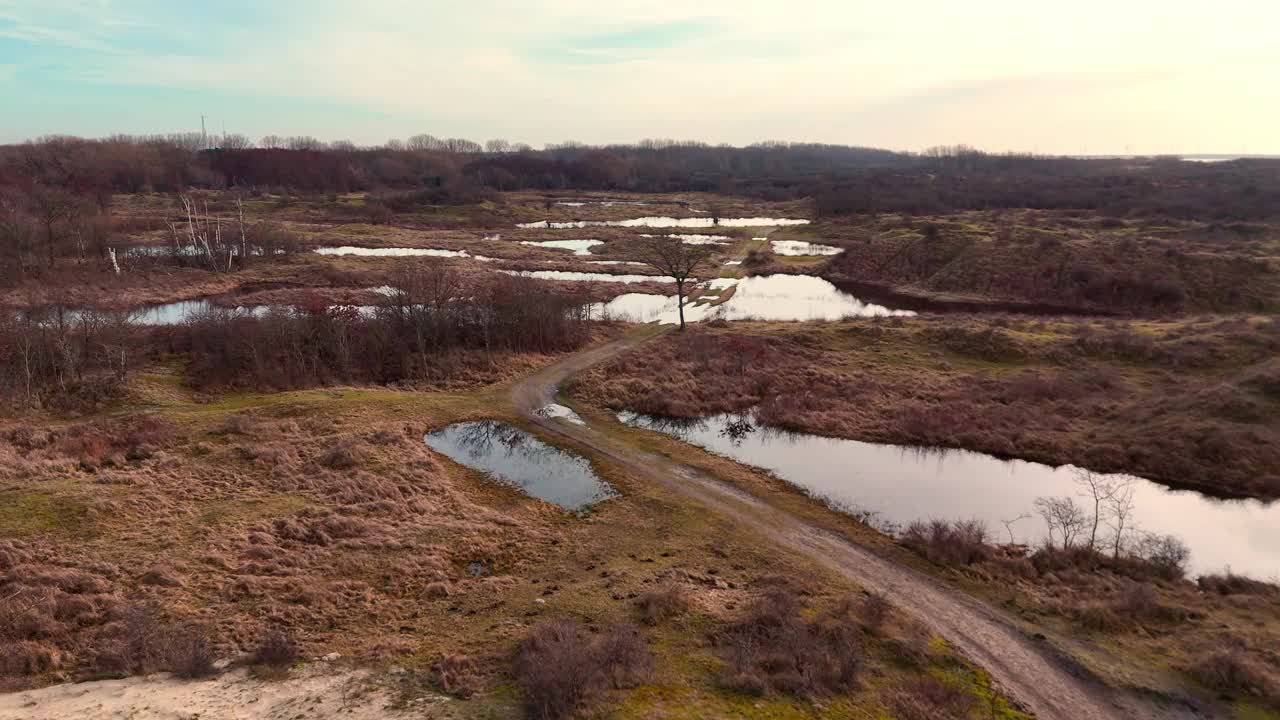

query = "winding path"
[513,330,1196,720]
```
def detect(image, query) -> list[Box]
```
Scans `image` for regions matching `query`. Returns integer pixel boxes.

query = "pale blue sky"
[2,0,1278,153]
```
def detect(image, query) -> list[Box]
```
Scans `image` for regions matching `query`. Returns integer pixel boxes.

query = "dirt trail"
[513,330,1195,720]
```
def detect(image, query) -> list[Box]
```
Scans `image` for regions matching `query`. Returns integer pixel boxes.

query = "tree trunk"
[676,280,686,331]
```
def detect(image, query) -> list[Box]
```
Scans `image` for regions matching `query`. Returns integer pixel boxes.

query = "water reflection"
[424,420,616,511]
[617,410,1279,578]
[517,217,810,229]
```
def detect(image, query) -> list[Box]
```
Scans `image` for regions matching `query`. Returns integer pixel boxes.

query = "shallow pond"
[519,239,603,255]
[501,270,672,284]
[424,421,615,511]
[710,275,912,321]
[617,411,1278,578]
[517,217,810,229]
[639,233,731,245]
[771,240,843,256]
[589,275,912,324]
[314,246,469,258]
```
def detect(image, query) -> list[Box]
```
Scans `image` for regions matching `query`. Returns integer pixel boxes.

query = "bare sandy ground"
[0,666,425,720]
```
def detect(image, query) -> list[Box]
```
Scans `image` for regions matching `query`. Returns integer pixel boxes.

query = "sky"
[2,0,1278,154]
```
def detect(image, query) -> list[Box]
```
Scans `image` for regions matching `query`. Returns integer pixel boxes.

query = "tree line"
[4,134,1278,220]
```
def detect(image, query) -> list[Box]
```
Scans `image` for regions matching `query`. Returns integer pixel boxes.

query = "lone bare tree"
[1034,496,1089,549]
[1104,477,1138,559]
[1073,468,1119,551]
[633,236,715,331]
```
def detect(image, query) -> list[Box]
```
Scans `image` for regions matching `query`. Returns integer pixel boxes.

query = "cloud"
[1,0,1278,152]
[523,18,720,64]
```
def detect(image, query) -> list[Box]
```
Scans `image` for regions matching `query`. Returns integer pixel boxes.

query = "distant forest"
[2,134,1279,220]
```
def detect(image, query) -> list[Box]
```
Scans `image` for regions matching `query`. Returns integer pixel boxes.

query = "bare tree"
[406,134,440,152]
[1000,512,1032,544]
[632,237,715,331]
[1104,477,1138,559]
[27,186,80,267]
[1034,496,1089,549]
[260,135,285,149]
[1073,468,1119,551]
[218,133,254,150]
[485,139,512,153]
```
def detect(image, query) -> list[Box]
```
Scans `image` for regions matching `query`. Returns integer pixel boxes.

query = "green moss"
[0,491,94,537]
[198,493,313,526]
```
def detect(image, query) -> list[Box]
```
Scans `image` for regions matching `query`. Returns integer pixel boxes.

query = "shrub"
[856,592,892,635]
[718,587,861,699]
[170,627,217,679]
[433,654,478,698]
[514,619,602,720]
[253,629,298,668]
[1188,648,1277,701]
[901,519,991,566]
[634,584,692,626]
[595,624,654,690]
[1198,572,1278,597]
[884,677,977,720]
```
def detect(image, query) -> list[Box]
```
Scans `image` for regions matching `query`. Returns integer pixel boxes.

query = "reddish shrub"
[634,584,692,626]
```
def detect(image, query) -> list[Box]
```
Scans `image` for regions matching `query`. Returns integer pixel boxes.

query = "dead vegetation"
[806,210,1280,314]
[513,619,654,720]
[570,316,1280,499]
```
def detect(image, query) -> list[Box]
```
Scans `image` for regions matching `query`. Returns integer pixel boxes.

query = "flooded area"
[639,233,731,245]
[519,239,603,255]
[770,240,844,256]
[618,411,1279,578]
[314,246,469,258]
[517,217,810,229]
[590,275,912,324]
[708,275,912,321]
[424,421,615,511]
[501,270,672,284]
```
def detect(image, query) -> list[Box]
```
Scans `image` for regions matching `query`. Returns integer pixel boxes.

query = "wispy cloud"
[1,0,1277,152]
[524,18,720,64]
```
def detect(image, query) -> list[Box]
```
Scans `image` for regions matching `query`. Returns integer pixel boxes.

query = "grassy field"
[0,337,1026,718]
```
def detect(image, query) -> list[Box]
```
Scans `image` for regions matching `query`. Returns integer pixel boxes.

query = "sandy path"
[513,330,1196,720]
[0,666,417,720]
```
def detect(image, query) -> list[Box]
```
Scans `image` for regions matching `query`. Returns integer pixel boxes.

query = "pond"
[639,233,731,245]
[588,275,912,324]
[709,275,913,321]
[517,217,810,229]
[519,239,604,255]
[501,270,672,284]
[314,246,470,258]
[617,410,1279,578]
[423,421,615,511]
[771,240,843,256]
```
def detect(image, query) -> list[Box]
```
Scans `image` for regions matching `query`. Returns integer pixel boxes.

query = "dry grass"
[570,316,1280,499]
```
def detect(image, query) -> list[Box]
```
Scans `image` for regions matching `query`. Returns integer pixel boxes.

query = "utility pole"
[201,115,207,149]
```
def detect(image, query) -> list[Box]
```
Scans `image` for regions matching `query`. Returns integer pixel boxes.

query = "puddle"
[424,421,615,510]
[517,217,810,229]
[723,260,743,266]
[519,239,603,255]
[555,200,650,207]
[617,411,1279,578]
[593,293,688,323]
[536,404,585,425]
[501,270,673,284]
[771,240,843,256]
[586,261,647,267]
